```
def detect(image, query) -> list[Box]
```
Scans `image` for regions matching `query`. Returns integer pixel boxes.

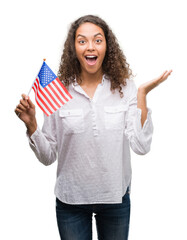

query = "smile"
[85,55,98,66]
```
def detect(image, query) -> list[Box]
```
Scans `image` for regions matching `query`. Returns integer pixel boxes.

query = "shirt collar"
[72,74,106,88]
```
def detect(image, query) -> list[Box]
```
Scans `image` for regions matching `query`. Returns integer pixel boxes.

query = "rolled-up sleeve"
[27,114,57,166]
[124,80,154,155]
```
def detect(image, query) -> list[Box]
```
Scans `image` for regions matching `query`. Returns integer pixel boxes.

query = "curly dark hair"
[58,15,133,97]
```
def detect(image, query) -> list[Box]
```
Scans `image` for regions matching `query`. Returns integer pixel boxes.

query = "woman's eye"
[96,39,102,43]
[79,40,85,44]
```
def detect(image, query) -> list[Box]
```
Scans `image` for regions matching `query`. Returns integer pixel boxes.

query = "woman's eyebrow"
[76,33,104,38]
[76,34,86,38]
[94,33,104,37]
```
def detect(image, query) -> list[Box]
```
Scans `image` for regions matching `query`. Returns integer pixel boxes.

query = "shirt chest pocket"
[104,104,129,130]
[59,109,84,134]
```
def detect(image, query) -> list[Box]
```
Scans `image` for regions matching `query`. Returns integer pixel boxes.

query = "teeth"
[86,56,97,58]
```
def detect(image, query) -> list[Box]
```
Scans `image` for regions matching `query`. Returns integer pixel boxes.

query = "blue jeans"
[56,189,130,240]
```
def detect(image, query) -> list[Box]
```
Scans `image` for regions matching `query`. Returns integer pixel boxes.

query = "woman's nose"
[87,41,95,51]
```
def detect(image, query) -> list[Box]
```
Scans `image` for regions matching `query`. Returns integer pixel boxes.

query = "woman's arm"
[124,70,172,155]
[124,80,153,155]
[137,70,172,127]
[15,94,57,166]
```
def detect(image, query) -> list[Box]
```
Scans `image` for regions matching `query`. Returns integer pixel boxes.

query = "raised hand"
[138,70,172,95]
[137,69,172,127]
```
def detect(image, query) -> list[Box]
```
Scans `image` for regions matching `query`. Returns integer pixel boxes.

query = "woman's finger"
[159,70,168,80]
[15,107,21,114]
[20,94,35,109]
[14,106,23,117]
[163,70,172,80]
[20,99,29,108]
[17,103,27,112]
[21,94,29,100]
[156,70,172,84]
[27,97,35,109]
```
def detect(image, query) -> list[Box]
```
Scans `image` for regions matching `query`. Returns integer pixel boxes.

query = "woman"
[15,15,172,240]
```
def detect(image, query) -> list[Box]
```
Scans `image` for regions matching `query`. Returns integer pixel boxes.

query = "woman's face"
[75,22,107,77]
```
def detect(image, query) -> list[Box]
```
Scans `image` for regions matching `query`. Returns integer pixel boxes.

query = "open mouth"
[85,56,98,65]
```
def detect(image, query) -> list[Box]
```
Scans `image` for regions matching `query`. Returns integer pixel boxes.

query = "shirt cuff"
[26,126,41,147]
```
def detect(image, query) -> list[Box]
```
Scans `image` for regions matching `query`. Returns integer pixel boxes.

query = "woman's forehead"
[76,22,105,38]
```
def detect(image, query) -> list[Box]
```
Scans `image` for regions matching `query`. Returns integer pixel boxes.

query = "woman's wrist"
[137,88,148,127]
[26,120,37,137]
[137,86,147,96]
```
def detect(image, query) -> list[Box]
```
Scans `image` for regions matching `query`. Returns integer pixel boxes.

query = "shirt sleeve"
[124,80,154,155]
[27,113,57,166]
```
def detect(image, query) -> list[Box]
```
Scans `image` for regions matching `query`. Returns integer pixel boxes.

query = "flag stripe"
[34,81,54,115]
[34,79,63,111]
[35,78,58,111]
[56,78,73,99]
[35,96,50,116]
[48,84,65,105]
[50,83,67,104]
[33,82,38,94]
[52,81,68,102]
[55,79,72,101]
[35,82,56,114]
[32,87,50,116]
[32,83,37,92]
[35,86,53,114]
[45,85,63,107]
[33,86,51,115]
[44,85,61,109]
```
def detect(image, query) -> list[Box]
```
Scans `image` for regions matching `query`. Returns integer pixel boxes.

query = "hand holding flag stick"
[15,59,73,135]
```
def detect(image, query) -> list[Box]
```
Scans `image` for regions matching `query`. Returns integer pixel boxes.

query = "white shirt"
[28,75,153,204]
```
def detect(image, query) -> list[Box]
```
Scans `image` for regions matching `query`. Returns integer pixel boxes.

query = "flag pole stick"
[27,80,35,96]
[27,59,46,97]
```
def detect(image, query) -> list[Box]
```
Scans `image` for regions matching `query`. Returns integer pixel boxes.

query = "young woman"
[15,15,172,240]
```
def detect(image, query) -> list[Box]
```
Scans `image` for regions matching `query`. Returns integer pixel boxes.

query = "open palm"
[139,70,172,95]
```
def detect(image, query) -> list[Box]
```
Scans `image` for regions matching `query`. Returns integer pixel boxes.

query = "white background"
[1,0,187,239]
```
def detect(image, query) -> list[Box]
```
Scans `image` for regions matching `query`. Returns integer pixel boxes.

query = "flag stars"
[38,62,57,88]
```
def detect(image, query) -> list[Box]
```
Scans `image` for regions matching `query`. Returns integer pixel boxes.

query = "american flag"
[32,61,72,116]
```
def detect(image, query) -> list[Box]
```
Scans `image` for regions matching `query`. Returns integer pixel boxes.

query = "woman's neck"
[79,71,103,87]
